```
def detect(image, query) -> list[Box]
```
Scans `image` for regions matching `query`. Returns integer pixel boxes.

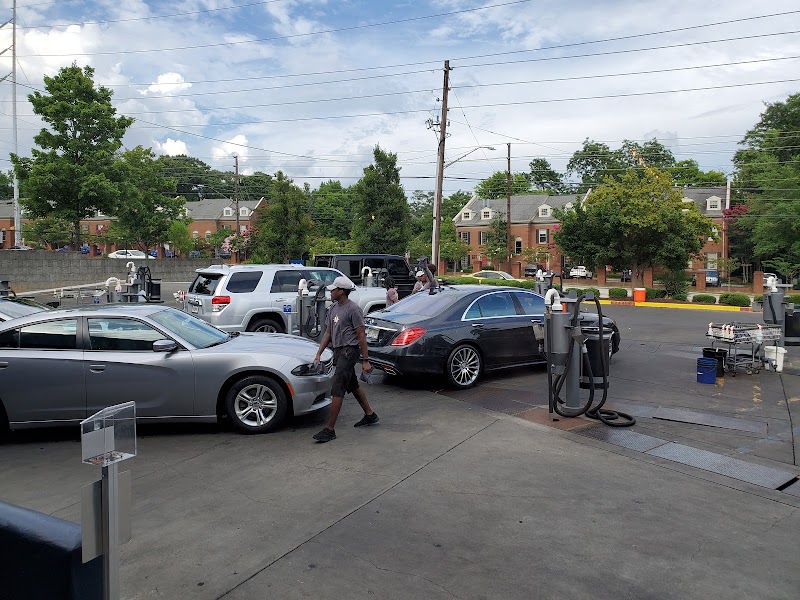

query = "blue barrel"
[696,357,717,384]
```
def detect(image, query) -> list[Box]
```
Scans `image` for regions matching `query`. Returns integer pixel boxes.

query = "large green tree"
[310,180,356,240]
[248,172,312,263]
[157,155,229,200]
[350,146,410,255]
[12,64,133,247]
[0,171,12,199]
[480,215,508,267]
[111,146,186,249]
[669,159,727,187]
[732,93,800,268]
[554,167,715,287]
[528,158,565,193]
[567,139,677,192]
[475,171,531,199]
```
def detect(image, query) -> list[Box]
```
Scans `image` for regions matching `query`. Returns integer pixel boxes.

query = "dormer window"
[223,207,234,217]
[240,207,249,217]
[481,209,491,220]
[462,210,472,220]
[706,197,721,210]
[538,206,550,218]
[564,202,573,210]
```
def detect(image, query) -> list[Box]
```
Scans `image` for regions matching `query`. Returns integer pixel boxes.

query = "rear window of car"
[707,270,719,278]
[386,291,459,317]
[225,271,263,293]
[189,273,223,295]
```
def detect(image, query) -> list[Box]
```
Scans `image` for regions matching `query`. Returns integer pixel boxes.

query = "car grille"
[323,357,334,376]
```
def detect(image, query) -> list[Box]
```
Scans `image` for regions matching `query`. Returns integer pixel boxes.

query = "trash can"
[580,327,612,390]
[763,346,787,372]
[696,357,717,384]
[633,287,646,303]
[702,347,727,377]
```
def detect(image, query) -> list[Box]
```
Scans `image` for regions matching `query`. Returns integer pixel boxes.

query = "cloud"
[211,135,250,162]
[154,138,189,156]
[144,73,192,96]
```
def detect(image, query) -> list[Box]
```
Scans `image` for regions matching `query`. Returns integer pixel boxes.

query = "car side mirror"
[153,339,178,353]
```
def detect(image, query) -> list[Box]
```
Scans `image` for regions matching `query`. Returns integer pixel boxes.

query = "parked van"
[313,254,416,298]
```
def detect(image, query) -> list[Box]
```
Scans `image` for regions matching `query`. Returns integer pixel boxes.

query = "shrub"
[483,264,495,270]
[718,292,751,307]
[656,270,691,299]
[645,288,666,300]
[673,291,688,301]
[786,294,800,304]
[461,264,474,274]
[754,294,763,302]
[692,294,717,304]
[609,288,629,299]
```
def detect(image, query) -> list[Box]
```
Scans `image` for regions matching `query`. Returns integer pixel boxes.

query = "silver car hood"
[212,332,326,362]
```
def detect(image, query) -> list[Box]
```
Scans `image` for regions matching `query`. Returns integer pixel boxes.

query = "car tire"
[446,344,482,389]
[225,375,288,434]
[247,317,283,333]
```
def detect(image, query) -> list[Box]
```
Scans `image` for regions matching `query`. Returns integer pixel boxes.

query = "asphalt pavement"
[1,287,799,599]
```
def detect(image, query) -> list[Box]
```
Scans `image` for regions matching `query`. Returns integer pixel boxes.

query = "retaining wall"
[0,252,212,292]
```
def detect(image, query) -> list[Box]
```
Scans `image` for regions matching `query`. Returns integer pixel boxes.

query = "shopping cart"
[706,323,782,376]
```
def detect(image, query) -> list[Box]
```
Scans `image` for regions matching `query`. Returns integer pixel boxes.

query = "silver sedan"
[0,305,333,434]
[0,297,51,322]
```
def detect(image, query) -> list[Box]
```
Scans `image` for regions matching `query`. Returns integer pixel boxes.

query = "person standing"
[312,276,378,443]
[384,276,399,306]
[412,270,425,294]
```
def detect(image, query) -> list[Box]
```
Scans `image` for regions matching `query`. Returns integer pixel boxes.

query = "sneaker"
[313,427,336,442]
[354,412,379,427]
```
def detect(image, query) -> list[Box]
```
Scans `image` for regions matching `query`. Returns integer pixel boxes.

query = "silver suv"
[183,264,388,333]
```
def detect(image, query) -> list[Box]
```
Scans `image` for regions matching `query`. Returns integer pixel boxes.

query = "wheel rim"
[234,383,278,427]
[255,323,278,333]
[450,347,480,386]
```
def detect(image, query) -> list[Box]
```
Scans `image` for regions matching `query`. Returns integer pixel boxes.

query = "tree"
[350,146,410,255]
[11,64,133,247]
[669,159,727,187]
[157,155,229,200]
[529,158,565,193]
[475,171,531,199]
[554,167,715,287]
[311,180,356,240]
[0,170,12,199]
[21,215,73,249]
[112,146,186,250]
[480,215,508,266]
[247,172,313,263]
[239,171,274,203]
[732,93,800,267]
[167,219,193,257]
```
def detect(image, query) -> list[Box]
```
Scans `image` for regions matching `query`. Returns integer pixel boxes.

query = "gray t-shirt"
[325,298,365,348]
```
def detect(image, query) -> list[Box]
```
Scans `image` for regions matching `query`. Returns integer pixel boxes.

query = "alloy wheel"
[449,346,481,387]
[234,383,278,427]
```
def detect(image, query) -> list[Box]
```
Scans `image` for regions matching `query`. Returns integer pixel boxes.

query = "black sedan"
[364,285,620,389]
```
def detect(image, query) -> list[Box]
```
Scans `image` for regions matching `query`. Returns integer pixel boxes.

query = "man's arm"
[355,325,372,372]
[314,329,332,362]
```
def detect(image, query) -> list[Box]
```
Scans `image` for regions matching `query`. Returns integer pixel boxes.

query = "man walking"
[312,276,378,443]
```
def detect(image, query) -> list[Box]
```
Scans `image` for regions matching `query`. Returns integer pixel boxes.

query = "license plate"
[190,305,199,314]
[366,326,379,341]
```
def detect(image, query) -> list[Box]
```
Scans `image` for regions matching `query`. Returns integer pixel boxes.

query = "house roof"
[183,197,262,221]
[679,186,727,215]
[0,200,15,219]
[453,194,582,226]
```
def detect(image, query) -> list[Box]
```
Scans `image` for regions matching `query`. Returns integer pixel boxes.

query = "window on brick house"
[537,229,548,244]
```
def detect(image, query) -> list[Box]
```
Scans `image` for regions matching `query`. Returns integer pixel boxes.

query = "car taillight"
[391,326,426,346]
[212,295,230,312]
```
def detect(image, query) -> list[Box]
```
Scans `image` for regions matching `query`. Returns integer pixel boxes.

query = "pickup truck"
[569,266,591,279]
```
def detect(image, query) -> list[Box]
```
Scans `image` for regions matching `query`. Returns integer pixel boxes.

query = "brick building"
[452,185,730,279]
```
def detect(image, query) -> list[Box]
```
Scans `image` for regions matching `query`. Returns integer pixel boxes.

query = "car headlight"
[291,363,325,376]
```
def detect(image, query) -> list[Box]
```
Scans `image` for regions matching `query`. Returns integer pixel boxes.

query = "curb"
[597,299,755,311]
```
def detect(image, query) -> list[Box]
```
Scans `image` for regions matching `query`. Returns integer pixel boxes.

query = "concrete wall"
[0,252,214,292]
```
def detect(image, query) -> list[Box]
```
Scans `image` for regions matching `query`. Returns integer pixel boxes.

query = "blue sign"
[289,259,305,265]
[283,304,293,313]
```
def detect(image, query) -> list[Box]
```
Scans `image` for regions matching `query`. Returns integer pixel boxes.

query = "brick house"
[452,185,730,280]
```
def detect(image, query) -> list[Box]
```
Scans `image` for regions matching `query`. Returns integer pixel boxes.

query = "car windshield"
[385,290,460,317]
[149,307,230,348]
[707,270,719,277]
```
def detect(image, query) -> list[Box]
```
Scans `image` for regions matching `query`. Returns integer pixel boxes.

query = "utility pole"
[431,60,451,272]
[234,155,240,236]
[1,2,21,246]
[506,143,512,273]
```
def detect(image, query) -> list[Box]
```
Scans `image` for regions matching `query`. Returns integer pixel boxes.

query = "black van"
[313,254,416,298]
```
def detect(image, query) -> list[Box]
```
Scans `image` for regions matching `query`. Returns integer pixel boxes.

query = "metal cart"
[707,323,782,376]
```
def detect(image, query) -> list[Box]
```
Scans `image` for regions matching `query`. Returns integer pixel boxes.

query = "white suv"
[183,264,388,333]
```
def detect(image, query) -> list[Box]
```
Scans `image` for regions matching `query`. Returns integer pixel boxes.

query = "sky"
[1,0,799,198]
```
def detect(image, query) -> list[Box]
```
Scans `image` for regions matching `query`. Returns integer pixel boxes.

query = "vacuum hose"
[547,295,635,427]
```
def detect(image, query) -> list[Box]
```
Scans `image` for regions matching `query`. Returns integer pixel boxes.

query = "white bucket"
[764,346,787,372]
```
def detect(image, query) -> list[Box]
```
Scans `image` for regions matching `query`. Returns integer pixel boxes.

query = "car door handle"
[0,361,7,369]
[89,364,106,372]
[471,323,484,328]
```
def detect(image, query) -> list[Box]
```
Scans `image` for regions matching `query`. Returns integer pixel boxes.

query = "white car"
[569,266,592,279]
[108,250,154,259]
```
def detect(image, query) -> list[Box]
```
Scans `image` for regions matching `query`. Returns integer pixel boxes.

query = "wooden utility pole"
[506,143,512,273]
[234,155,240,235]
[432,60,451,272]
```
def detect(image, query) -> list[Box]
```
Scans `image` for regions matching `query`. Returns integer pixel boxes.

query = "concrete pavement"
[1,300,799,599]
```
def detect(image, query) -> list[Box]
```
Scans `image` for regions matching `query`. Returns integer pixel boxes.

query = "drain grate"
[653,408,768,435]
[646,443,796,489]
[577,425,669,452]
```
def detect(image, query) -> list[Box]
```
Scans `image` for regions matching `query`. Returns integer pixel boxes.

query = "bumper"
[367,350,445,378]
[290,375,333,415]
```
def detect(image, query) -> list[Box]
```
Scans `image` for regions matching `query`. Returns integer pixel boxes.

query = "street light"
[432,146,496,270]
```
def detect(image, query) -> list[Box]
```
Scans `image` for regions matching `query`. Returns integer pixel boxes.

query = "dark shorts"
[332,346,360,398]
